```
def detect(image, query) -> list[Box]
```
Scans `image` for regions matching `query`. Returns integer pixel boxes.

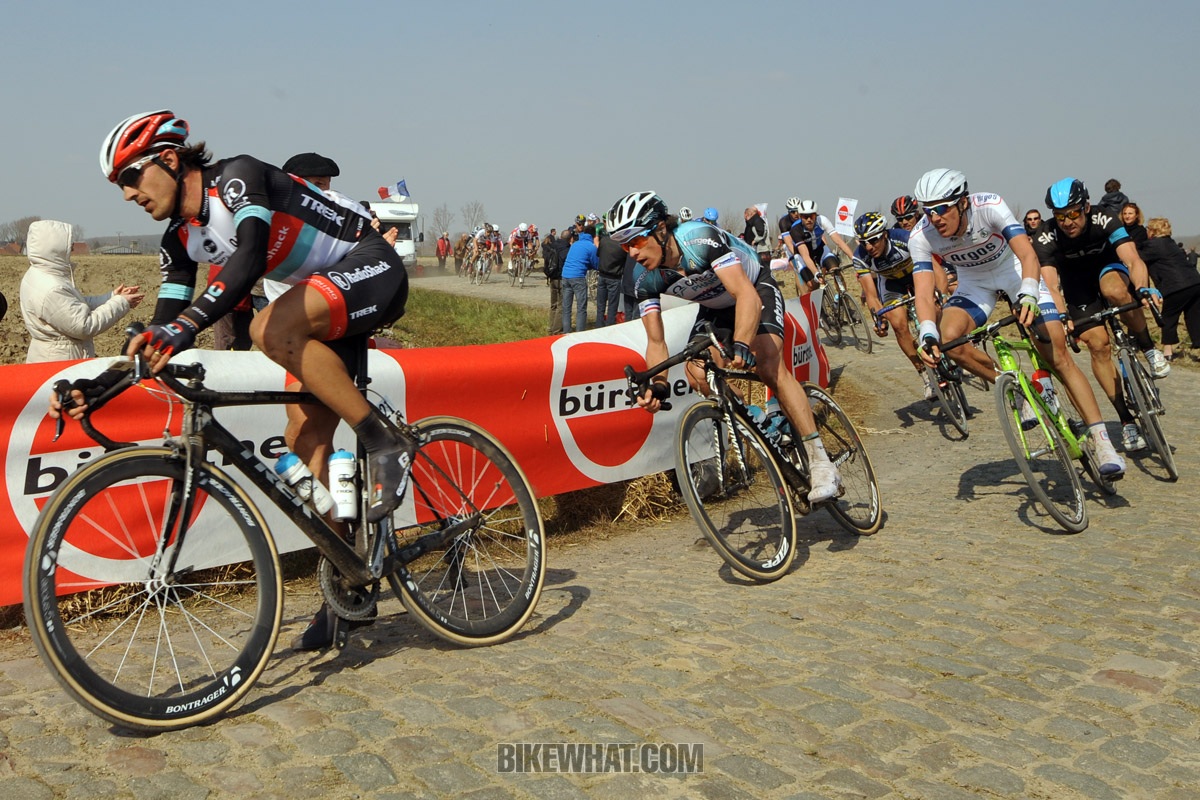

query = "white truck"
[371,199,420,264]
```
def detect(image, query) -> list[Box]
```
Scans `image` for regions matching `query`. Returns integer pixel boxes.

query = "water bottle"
[328,449,358,522]
[1031,369,1060,416]
[762,397,794,446]
[274,452,333,515]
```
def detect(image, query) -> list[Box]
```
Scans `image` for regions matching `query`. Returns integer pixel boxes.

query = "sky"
[3,0,1199,241]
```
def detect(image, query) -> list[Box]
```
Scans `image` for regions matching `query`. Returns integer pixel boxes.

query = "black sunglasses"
[116,153,160,189]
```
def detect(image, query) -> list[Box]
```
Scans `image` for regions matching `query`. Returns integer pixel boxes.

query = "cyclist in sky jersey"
[70,110,420,648]
[1033,177,1170,452]
[608,191,842,503]
[909,168,1125,477]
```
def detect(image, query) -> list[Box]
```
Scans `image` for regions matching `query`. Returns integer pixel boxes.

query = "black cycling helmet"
[1045,178,1089,210]
[890,195,919,218]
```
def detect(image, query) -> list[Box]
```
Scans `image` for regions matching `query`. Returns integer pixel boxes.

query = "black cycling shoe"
[291,602,376,651]
[366,434,418,523]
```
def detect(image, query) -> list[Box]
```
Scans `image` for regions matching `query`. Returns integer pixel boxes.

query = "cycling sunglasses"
[895,213,918,222]
[860,233,887,246]
[922,201,958,218]
[116,153,159,189]
[1052,208,1085,222]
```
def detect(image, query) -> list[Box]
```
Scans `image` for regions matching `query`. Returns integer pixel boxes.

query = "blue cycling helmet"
[1045,178,1089,210]
[702,207,719,223]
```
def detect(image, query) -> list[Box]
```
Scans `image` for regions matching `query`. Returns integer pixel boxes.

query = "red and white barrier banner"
[0,296,826,606]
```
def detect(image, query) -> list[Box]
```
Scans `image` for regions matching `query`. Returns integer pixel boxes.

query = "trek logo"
[330,261,390,290]
[349,305,378,320]
[222,178,247,209]
[299,194,346,225]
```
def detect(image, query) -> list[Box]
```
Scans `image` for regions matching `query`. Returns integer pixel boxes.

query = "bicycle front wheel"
[994,373,1087,532]
[930,371,969,439]
[806,383,882,535]
[1125,353,1178,480]
[23,447,282,732]
[820,288,844,345]
[841,293,874,354]
[386,418,545,646]
[675,400,797,581]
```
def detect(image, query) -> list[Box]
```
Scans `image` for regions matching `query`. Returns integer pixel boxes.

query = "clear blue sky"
[3,0,1198,240]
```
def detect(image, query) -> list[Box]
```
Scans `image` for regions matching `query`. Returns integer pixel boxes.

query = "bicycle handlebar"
[623,322,732,411]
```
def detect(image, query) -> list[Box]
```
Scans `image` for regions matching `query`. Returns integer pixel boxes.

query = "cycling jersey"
[634,221,783,335]
[853,228,915,281]
[1030,208,1133,306]
[908,193,1026,276]
[155,154,405,339]
[778,213,833,262]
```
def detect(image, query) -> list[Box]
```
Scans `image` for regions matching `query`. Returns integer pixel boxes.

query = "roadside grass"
[383,287,547,348]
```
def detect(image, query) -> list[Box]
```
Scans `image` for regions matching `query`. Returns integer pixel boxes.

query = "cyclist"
[678,206,694,222]
[79,111,421,647]
[851,212,937,400]
[607,191,842,503]
[1032,177,1170,452]
[702,207,719,224]
[780,198,857,295]
[890,195,921,232]
[909,168,1125,477]
[507,222,538,275]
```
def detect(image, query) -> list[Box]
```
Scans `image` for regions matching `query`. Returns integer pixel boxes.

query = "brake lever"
[51,380,72,442]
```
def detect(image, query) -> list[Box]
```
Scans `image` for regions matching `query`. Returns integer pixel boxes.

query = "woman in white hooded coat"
[19,219,143,362]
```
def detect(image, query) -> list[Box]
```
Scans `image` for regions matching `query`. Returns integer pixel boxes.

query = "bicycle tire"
[675,400,797,581]
[1125,353,1178,480]
[804,383,883,535]
[385,417,545,645]
[821,288,844,345]
[841,293,874,354]
[509,261,519,287]
[994,373,1087,532]
[930,371,969,439]
[24,447,281,732]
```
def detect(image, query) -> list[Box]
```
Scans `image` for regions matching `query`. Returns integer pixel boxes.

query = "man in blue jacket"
[561,224,598,333]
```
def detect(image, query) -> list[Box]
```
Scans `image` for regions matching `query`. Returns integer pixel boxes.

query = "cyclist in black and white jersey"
[608,191,842,503]
[779,197,856,295]
[910,168,1125,477]
[1033,177,1169,452]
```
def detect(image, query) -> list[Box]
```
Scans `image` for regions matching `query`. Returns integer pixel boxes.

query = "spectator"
[594,229,626,327]
[454,233,470,275]
[742,206,770,267]
[620,250,643,323]
[1139,217,1200,362]
[1099,178,1130,213]
[556,229,584,332]
[543,229,563,335]
[1187,246,1198,270]
[1023,209,1049,237]
[435,231,452,273]
[1120,202,1146,245]
[19,219,144,362]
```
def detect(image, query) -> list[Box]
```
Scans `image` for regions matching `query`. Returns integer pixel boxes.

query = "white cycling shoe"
[1145,349,1171,378]
[1121,423,1146,453]
[807,459,843,504]
[1089,427,1126,479]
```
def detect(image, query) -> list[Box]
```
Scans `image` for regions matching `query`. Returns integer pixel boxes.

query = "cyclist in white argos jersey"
[606,190,843,504]
[910,168,1124,477]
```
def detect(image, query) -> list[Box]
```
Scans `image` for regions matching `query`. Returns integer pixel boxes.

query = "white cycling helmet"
[797,200,818,214]
[914,168,969,204]
[606,191,669,245]
[785,197,802,211]
[677,206,693,221]
[518,222,528,233]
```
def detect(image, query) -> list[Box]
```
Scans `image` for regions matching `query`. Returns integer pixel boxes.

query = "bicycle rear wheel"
[805,383,882,535]
[994,373,1087,532]
[841,293,874,354]
[386,418,545,645]
[24,447,281,731]
[1125,352,1178,480]
[675,400,797,581]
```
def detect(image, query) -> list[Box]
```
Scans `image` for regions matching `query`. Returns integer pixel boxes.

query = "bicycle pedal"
[333,617,350,650]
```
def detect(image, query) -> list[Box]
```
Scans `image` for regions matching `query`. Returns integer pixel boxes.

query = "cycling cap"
[100,110,190,182]
[854,212,888,240]
[702,207,719,222]
[914,168,969,204]
[1045,177,1089,210]
[890,195,919,218]
[678,206,693,221]
[281,152,340,178]
[786,197,802,211]
[797,200,818,214]
[607,191,669,245]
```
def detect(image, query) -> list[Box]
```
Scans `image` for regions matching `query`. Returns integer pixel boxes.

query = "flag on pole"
[833,197,857,237]
[377,179,409,200]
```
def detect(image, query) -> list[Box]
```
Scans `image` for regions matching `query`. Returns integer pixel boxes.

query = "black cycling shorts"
[691,274,786,341]
[299,231,408,341]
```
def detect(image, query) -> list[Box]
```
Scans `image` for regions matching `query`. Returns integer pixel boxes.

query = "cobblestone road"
[2,296,1198,799]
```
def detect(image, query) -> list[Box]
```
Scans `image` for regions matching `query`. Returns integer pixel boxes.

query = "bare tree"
[0,216,42,245]
[72,224,85,243]
[431,204,455,237]
[460,201,486,231]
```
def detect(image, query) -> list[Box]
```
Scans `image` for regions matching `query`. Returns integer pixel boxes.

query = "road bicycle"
[472,251,496,285]
[624,324,881,582]
[24,332,545,731]
[509,251,534,288]
[876,293,971,438]
[1070,299,1177,480]
[817,263,873,354]
[938,303,1115,532]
